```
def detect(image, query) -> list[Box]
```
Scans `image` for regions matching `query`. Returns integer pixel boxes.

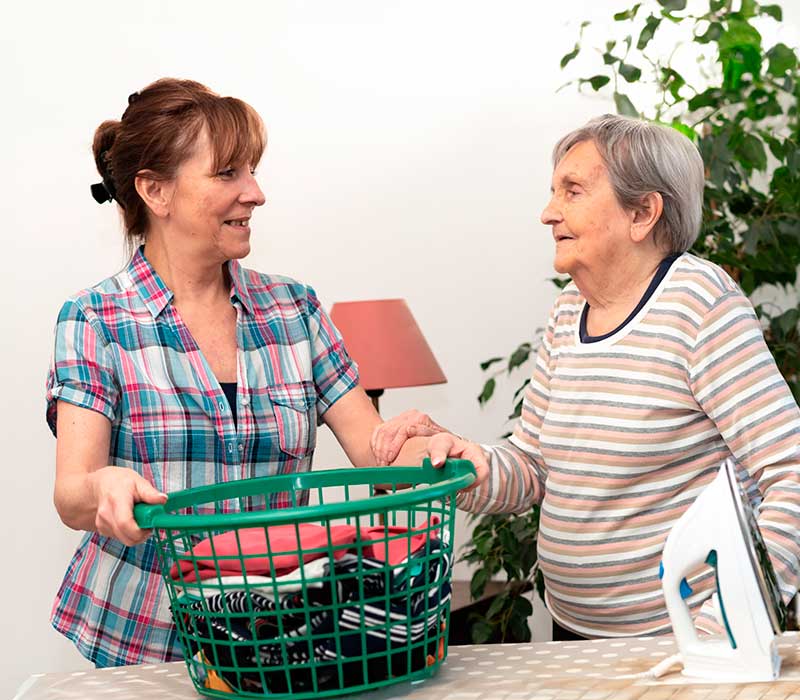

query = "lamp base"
[365,388,388,522]
[365,388,384,413]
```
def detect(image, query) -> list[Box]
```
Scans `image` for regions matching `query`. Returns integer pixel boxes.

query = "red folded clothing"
[168,517,441,583]
[170,523,357,582]
[360,518,440,566]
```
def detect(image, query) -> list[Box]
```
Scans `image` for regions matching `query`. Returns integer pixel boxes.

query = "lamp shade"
[330,299,446,392]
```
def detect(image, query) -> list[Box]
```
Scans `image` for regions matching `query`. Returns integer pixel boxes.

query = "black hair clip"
[92,149,118,204]
[90,179,116,204]
[121,91,141,121]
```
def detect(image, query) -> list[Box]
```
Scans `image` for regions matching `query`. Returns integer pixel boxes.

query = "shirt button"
[238,444,244,452]
[240,396,250,407]
[218,401,226,412]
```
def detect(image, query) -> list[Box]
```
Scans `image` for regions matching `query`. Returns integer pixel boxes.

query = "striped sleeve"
[46,299,119,436]
[689,291,800,621]
[456,311,553,514]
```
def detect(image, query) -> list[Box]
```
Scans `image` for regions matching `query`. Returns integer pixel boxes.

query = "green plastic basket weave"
[135,458,475,699]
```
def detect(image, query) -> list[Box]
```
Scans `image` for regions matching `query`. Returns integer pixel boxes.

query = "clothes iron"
[660,457,787,682]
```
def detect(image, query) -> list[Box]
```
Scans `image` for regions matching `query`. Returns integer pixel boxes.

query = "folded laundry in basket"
[182,556,332,599]
[359,517,440,565]
[170,518,441,583]
[176,538,452,694]
[169,523,357,583]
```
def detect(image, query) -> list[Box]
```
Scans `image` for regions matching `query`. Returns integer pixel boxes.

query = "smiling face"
[164,128,266,263]
[540,140,635,278]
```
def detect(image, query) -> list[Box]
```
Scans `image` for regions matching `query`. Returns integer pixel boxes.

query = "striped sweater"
[457,254,800,637]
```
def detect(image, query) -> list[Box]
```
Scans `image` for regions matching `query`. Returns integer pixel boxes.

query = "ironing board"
[14,634,800,700]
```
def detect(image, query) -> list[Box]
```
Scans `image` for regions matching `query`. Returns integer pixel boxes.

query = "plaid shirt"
[45,247,358,667]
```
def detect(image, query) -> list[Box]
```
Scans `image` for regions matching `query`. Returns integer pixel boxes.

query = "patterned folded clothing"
[176,538,451,694]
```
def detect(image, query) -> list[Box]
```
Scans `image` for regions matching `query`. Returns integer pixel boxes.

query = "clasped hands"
[370,409,488,490]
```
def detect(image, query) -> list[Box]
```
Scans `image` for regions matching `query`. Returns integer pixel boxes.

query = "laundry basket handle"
[134,458,475,531]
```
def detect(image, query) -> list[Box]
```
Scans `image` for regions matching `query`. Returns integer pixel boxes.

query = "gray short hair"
[552,115,705,253]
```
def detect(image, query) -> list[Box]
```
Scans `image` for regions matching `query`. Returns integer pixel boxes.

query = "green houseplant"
[462,0,799,643]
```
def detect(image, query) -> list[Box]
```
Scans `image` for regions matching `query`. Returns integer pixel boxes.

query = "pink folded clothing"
[170,523,357,583]
[168,518,441,583]
[359,518,440,566]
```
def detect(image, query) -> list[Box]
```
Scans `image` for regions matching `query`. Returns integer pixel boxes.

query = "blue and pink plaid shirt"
[46,247,358,667]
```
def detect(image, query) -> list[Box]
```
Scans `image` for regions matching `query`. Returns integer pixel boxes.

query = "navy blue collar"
[580,253,680,343]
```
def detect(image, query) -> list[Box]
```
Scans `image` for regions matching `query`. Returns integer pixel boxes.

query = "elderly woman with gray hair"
[374,114,800,641]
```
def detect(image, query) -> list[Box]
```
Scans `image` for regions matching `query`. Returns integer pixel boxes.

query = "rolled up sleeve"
[46,299,118,436]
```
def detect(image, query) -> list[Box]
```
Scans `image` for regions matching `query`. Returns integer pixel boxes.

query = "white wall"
[4,1,798,698]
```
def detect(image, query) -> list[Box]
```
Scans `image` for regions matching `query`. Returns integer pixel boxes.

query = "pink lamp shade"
[330,299,446,392]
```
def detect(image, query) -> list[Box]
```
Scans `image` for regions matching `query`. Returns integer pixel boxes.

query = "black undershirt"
[579,253,681,343]
[552,619,588,641]
[220,382,237,428]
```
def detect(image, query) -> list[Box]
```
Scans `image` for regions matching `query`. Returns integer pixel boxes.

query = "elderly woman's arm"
[373,308,556,513]
[450,438,547,514]
[689,291,800,632]
[449,308,556,513]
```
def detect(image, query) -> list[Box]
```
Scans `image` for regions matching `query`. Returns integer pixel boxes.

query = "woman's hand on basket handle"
[90,467,167,546]
[370,410,449,465]
[428,432,489,491]
[54,400,166,547]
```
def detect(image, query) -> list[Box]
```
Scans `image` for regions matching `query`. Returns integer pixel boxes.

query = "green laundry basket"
[135,458,475,699]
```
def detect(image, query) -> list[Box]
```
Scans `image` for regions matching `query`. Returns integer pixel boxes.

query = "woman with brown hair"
[46,78,406,667]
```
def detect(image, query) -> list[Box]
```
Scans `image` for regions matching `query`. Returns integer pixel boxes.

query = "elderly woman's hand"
[428,432,489,491]
[371,410,449,465]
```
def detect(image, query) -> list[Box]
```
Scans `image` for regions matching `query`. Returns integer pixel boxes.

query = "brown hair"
[92,78,266,246]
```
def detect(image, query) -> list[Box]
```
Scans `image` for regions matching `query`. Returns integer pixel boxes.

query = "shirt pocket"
[267,381,316,458]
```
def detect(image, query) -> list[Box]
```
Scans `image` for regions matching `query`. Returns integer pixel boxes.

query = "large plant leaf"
[586,75,611,91]
[507,343,532,371]
[477,377,496,405]
[688,87,721,110]
[761,4,782,21]
[614,92,639,116]
[486,590,510,620]
[470,620,494,644]
[614,4,641,21]
[718,18,762,52]
[620,63,642,82]
[470,567,490,600]
[737,133,767,172]
[767,43,798,77]
[480,356,504,371]
[560,43,580,69]
[637,15,662,50]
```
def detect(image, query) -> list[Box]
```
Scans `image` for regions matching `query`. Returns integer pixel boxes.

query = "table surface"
[15,633,800,700]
